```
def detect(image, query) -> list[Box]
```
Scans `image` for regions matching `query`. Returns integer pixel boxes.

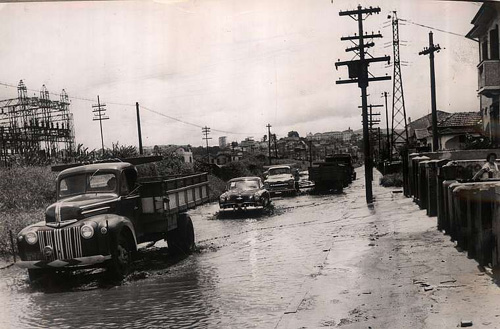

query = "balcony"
[478,60,500,97]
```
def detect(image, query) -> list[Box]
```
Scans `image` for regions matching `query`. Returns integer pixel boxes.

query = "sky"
[0,0,483,149]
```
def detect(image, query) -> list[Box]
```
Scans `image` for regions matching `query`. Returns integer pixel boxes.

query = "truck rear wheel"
[167,214,195,256]
[107,231,133,280]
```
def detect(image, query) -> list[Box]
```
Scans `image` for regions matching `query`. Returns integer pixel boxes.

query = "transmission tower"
[389,11,409,155]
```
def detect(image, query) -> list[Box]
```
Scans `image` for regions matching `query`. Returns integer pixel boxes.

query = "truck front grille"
[37,227,83,261]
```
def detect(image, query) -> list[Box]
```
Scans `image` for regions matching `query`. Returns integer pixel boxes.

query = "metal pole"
[136,102,143,155]
[429,32,439,152]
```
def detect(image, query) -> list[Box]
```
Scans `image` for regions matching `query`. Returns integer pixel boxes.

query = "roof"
[268,165,291,170]
[437,112,482,128]
[59,162,134,177]
[228,176,261,182]
[466,3,498,40]
[408,111,451,131]
[414,128,430,140]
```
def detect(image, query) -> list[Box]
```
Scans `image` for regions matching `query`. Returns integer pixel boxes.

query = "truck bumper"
[16,255,112,269]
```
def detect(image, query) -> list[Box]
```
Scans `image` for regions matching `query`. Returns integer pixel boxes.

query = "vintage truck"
[263,165,299,196]
[308,154,356,192]
[16,158,209,282]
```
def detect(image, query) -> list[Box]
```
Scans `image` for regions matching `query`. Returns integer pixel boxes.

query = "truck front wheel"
[167,214,195,256]
[28,268,51,283]
[107,231,133,280]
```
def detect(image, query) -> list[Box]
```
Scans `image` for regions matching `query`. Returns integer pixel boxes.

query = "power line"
[398,18,471,39]
[0,80,258,136]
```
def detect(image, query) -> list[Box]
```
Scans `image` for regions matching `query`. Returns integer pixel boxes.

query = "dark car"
[219,177,270,210]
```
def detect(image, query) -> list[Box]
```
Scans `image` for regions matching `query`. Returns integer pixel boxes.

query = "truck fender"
[91,214,138,252]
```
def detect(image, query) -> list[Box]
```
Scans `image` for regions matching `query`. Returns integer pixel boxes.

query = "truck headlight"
[25,231,38,245]
[81,225,94,239]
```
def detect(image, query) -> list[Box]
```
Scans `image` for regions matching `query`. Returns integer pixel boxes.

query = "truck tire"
[167,214,195,256]
[107,231,133,280]
[28,269,50,283]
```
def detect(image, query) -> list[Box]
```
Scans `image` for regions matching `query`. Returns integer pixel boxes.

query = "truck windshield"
[228,180,260,190]
[59,172,117,198]
[269,168,290,175]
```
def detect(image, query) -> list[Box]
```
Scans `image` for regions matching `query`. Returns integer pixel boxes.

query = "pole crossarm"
[345,42,374,52]
[336,76,391,84]
[339,7,381,16]
[335,56,391,69]
[341,33,383,41]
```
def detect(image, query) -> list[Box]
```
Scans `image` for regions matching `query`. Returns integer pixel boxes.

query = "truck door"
[117,169,141,226]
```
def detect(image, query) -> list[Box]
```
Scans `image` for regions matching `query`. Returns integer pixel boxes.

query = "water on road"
[0,181,354,329]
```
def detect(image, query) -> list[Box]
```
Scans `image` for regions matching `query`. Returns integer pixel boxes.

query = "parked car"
[263,165,298,196]
[219,177,271,211]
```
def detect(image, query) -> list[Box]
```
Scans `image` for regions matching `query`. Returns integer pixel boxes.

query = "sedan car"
[219,177,271,211]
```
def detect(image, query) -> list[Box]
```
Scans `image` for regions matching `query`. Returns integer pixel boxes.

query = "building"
[218,136,227,149]
[433,112,483,150]
[145,145,193,164]
[467,3,500,144]
[407,111,450,148]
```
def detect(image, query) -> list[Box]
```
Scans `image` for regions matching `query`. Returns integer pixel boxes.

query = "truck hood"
[265,174,294,183]
[45,193,119,225]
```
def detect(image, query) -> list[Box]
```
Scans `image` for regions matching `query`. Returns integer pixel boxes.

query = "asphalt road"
[1,168,500,328]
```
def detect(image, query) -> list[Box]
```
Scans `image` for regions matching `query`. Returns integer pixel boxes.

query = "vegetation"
[0,166,57,256]
[380,173,403,188]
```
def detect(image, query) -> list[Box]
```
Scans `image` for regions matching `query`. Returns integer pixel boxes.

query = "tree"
[288,131,300,138]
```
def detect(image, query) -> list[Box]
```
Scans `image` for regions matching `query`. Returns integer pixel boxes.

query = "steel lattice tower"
[390,11,409,155]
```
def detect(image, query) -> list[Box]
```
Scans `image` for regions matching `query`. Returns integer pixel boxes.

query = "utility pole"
[92,95,109,156]
[202,126,212,163]
[136,102,143,155]
[419,31,441,152]
[382,92,391,161]
[267,123,272,165]
[336,5,391,204]
[273,134,278,159]
[309,140,313,167]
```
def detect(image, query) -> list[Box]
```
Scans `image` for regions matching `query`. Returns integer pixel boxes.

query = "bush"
[380,173,403,188]
[208,174,226,201]
[0,166,56,211]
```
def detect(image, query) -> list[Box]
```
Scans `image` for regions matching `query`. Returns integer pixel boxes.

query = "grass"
[0,166,56,257]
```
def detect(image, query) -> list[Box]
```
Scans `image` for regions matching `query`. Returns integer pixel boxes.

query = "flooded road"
[4,168,500,328]
[0,178,353,329]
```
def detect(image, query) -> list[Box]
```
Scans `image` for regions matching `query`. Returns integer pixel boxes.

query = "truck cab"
[263,165,298,196]
[16,160,209,283]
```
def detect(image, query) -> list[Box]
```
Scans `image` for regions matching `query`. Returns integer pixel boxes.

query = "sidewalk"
[278,169,500,329]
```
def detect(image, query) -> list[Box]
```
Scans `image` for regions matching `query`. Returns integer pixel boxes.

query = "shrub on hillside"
[0,167,56,211]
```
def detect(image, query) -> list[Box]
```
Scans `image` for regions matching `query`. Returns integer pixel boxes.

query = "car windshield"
[269,168,291,175]
[228,180,260,190]
[59,172,117,198]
